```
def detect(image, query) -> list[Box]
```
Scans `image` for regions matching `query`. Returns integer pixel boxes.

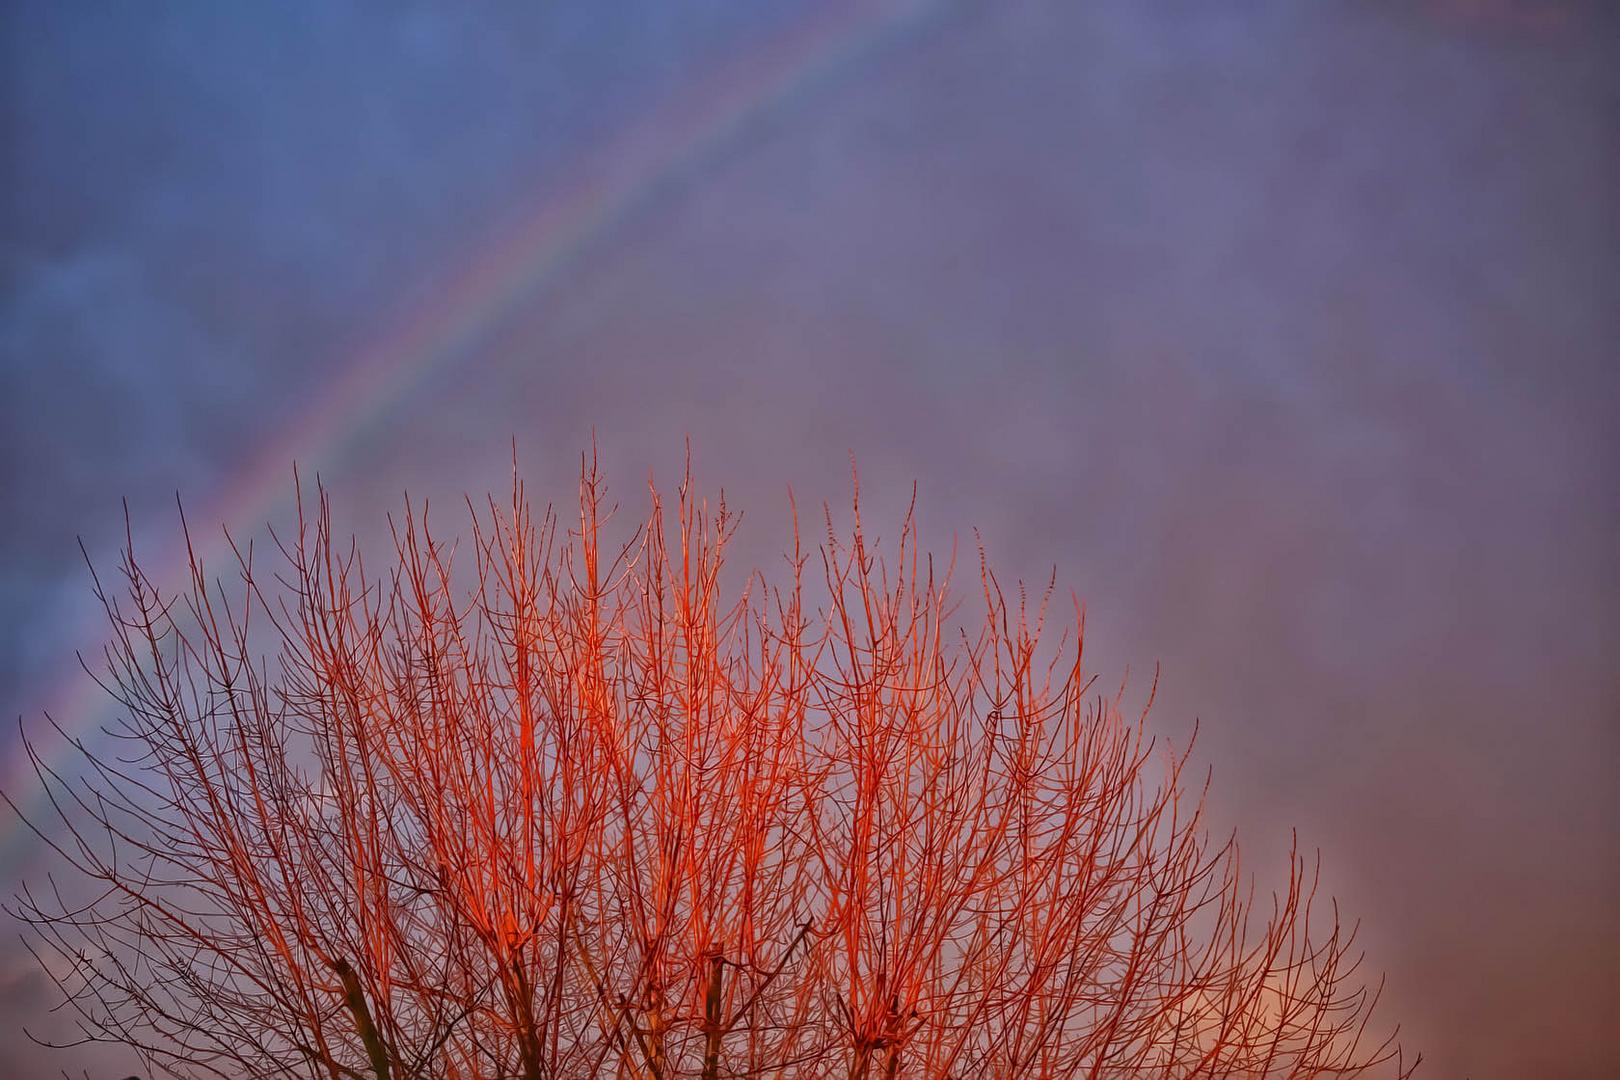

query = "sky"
[2,1,1617,1076]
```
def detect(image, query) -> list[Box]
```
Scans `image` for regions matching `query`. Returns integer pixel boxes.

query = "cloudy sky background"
[3,2,1617,1076]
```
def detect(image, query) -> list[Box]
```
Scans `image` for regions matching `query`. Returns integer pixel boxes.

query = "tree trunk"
[333,958,391,1080]
[702,951,726,1080]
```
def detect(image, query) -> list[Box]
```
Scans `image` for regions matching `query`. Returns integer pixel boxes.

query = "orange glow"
[4,455,1415,1077]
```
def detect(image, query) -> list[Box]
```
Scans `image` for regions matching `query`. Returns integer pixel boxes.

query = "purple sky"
[3,2,1617,1076]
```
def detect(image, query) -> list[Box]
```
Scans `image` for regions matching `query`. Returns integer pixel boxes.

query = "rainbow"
[1,0,941,869]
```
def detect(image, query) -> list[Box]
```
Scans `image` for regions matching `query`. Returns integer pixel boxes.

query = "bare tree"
[5,455,1416,1078]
